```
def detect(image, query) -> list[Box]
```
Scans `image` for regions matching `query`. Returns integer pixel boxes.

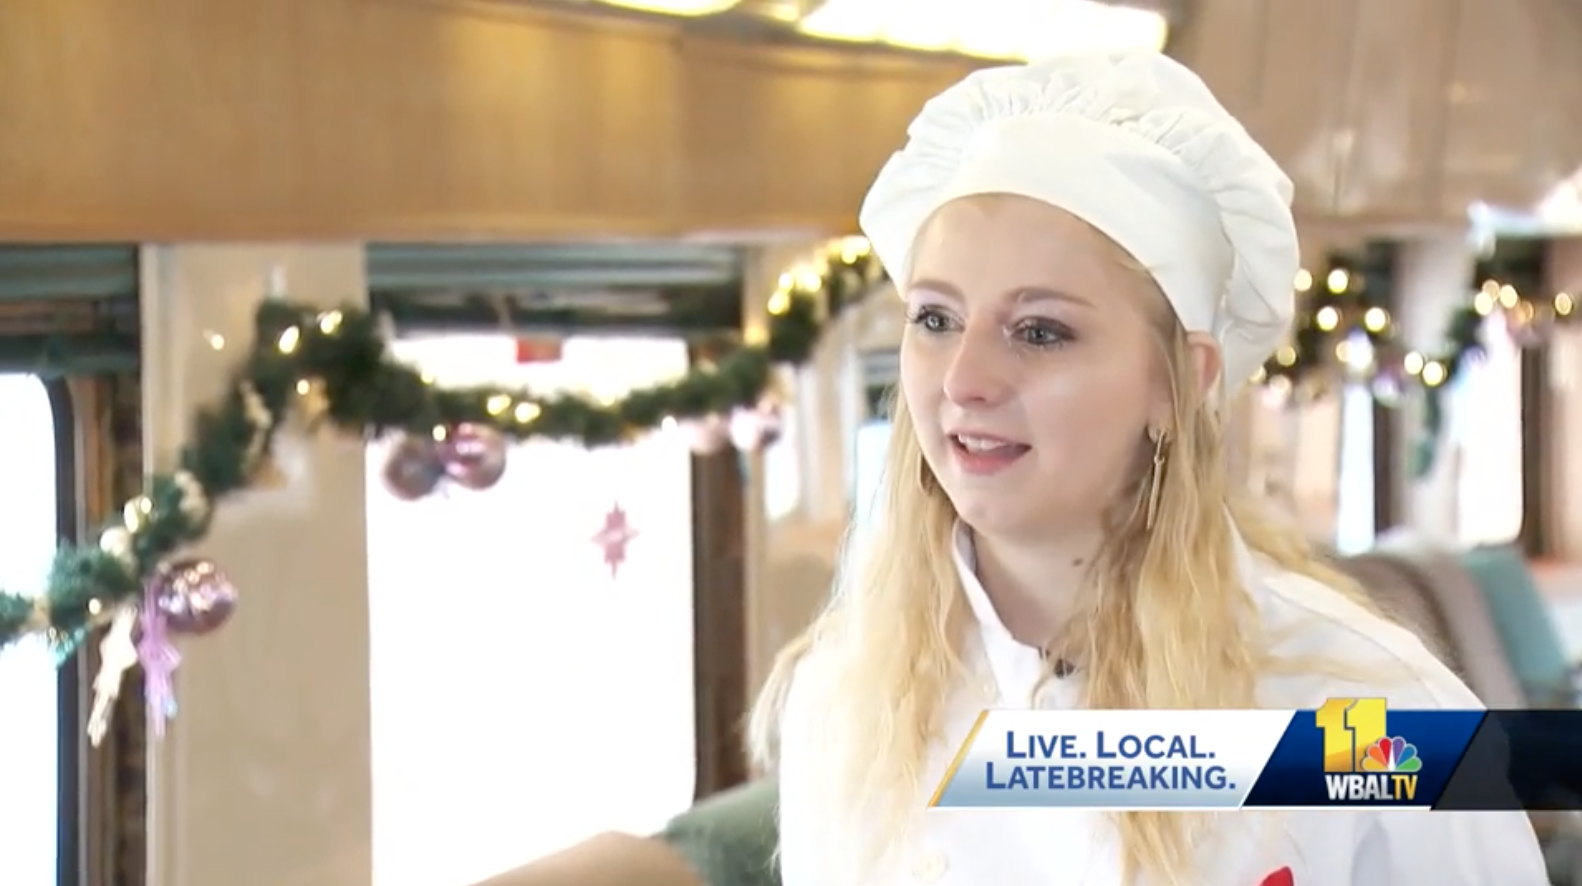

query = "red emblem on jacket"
[1259,867,1293,886]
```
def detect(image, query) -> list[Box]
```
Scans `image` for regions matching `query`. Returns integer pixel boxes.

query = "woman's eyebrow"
[904,280,1092,309]
[1013,287,1093,309]
[904,278,964,300]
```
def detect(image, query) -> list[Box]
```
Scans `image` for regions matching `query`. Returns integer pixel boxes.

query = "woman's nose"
[942,325,1013,407]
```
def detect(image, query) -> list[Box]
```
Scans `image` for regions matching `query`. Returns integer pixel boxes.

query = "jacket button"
[913,849,949,881]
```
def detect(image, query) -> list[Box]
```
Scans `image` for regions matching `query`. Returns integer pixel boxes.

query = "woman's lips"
[948,433,1030,476]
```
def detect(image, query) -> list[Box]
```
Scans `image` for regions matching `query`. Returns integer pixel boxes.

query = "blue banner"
[1243,704,1582,810]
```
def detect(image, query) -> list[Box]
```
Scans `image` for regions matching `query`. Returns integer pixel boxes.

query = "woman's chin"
[947,493,1037,538]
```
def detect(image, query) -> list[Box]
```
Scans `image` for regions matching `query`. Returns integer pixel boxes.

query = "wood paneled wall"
[0,0,977,241]
[5,0,1582,241]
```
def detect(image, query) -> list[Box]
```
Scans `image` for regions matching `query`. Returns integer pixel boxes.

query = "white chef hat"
[859,52,1298,390]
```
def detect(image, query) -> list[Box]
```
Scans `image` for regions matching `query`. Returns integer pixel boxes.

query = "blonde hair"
[748,241,1378,885]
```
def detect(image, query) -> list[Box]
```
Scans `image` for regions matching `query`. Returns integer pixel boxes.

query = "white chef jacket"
[777,523,1550,886]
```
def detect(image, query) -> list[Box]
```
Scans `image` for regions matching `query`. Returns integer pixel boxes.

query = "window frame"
[46,378,81,886]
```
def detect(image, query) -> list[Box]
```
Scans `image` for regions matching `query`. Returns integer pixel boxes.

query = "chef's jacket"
[776,523,1549,886]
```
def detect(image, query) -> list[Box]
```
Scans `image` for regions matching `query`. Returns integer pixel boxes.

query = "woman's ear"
[1183,332,1224,401]
[1149,332,1224,430]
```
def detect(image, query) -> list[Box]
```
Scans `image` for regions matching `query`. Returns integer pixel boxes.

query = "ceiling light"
[598,0,742,15]
[797,0,1168,60]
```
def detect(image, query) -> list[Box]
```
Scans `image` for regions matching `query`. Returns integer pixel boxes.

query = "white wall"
[141,244,373,886]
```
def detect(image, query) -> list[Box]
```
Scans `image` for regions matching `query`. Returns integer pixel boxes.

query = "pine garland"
[0,238,886,656]
[1258,259,1402,393]
[1258,258,1572,478]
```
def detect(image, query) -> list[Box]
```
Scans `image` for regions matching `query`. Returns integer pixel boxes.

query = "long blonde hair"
[748,270,1376,885]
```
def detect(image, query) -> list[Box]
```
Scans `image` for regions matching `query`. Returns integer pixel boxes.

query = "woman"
[749,53,1548,886]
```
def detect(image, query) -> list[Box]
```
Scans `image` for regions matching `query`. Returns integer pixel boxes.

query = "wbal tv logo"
[1317,698,1421,803]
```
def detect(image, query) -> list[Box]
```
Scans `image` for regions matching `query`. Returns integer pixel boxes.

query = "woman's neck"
[971,525,1102,650]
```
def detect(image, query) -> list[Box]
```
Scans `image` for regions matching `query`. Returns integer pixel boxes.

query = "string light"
[513,402,541,424]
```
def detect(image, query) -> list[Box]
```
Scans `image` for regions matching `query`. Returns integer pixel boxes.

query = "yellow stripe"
[928,709,991,808]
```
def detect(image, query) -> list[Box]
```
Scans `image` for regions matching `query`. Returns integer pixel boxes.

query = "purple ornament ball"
[439,423,508,491]
[153,558,238,636]
[383,434,446,500]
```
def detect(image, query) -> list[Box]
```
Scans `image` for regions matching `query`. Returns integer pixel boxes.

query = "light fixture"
[597,0,743,15]
[1535,166,1582,233]
[796,0,1168,60]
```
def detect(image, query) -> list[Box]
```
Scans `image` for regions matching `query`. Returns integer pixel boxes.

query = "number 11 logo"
[1315,697,1390,773]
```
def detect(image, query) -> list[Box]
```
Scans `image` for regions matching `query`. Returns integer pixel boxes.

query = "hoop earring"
[1144,430,1169,531]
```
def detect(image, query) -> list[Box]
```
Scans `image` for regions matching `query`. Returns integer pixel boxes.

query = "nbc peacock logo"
[1361,736,1422,774]
[1316,699,1422,803]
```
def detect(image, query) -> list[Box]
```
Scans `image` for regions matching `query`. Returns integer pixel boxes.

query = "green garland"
[1258,259,1571,478]
[0,239,886,656]
[1259,262,1400,392]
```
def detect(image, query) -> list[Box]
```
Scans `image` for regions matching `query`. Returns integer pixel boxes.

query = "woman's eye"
[906,307,955,333]
[1016,321,1071,348]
